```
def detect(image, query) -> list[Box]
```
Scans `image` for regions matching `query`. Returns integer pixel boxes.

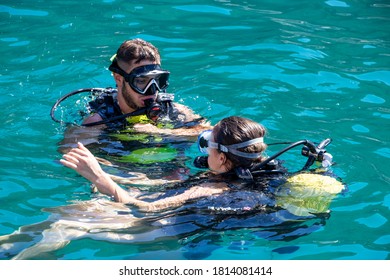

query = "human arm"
[93,157,183,186]
[132,122,211,137]
[62,143,184,187]
[60,142,228,212]
[108,173,181,186]
[132,103,212,137]
[82,113,104,126]
[130,182,228,212]
[58,124,104,154]
[60,142,131,203]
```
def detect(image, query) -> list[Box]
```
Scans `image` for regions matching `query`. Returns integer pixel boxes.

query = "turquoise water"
[0,0,389,260]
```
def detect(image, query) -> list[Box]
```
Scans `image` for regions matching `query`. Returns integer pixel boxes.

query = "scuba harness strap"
[52,87,176,127]
[87,89,122,124]
[85,89,194,127]
[51,87,206,128]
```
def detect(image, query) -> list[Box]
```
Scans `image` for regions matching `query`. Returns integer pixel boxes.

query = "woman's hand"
[60,142,104,184]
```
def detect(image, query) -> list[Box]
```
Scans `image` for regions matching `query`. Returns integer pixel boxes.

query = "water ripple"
[325,1,350,8]
[174,5,231,15]
[207,64,359,93]
[349,71,390,86]
[361,94,386,104]
[355,213,387,228]
[374,148,390,159]
[0,5,48,16]
[228,43,327,60]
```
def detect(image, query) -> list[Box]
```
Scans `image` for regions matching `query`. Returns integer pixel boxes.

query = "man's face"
[116,60,158,113]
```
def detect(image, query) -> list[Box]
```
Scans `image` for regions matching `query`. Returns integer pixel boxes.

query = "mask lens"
[197,130,212,154]
[111,63,169,95]
[130,73,169,95]
[155,73,169,90]
[132,76,153,92]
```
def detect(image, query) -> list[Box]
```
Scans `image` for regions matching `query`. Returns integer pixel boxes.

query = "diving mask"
[197,130,264,159]
[109,60,170,95]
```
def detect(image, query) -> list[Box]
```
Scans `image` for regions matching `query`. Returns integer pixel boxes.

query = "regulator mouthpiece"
[301,138,333,170]
[193,156,209,169]
[321,153,333,168]
[144,98,162,121]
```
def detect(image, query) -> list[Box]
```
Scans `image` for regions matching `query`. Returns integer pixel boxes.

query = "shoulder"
[172,103,201,120]
[173,102,212,132]
[173,102,192,111]
[82,113,104,125]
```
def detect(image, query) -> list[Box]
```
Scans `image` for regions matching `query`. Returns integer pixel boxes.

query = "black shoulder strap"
[88,93,122,120]
[235,167,254,180]
[102,95,116,117]
[231,160,286,181]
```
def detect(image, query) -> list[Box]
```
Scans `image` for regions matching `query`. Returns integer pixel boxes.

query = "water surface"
[0,0,389,260]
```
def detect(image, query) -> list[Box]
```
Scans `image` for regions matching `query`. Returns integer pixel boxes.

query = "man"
[59,38,210,153]
[58,38,211,182]
[83,38,210,136]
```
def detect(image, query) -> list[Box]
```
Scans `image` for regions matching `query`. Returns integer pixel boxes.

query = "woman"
[3,117,342,259]
[60,116,268,212]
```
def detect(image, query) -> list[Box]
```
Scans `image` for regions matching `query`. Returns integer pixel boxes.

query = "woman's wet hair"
[116,38,161,65]
[213,116,267,169]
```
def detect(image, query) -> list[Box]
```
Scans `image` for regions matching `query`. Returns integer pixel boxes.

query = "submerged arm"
[126,182,228,212]
[60,142,228,212]
[108,173,181,186]
[75,149,182,187]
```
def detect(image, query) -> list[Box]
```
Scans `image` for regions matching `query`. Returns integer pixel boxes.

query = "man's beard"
[122,80,140,111]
